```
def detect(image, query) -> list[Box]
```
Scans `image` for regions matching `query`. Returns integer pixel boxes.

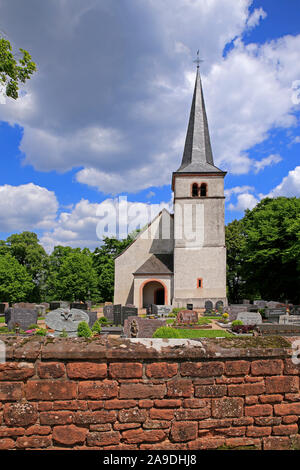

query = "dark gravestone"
[50,301,69,310]
[146,305,152,316]
[86,311,98,328]
[103,305,114,322]
[124,317,166,338]
[215,301,224,312]
[264,308,286,323]
[0,303,9,314]
[205,301,213,313]
[50,302,61,311]
[122,306,138,324]
[6,308,38,331]
[113,304,122,326]
[71,302,88,311]
[187,304,193,311]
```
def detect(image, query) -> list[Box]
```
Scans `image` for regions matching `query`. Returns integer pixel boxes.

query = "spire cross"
[193,50,204,69]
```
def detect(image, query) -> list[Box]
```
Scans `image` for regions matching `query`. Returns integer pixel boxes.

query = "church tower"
[172,64,227,309]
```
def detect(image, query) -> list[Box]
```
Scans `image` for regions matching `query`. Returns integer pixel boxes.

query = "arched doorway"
[140,280,167,308]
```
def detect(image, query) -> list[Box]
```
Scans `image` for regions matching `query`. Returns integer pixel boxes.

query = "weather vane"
[193,50,204,68]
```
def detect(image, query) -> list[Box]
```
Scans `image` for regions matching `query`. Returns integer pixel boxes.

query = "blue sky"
[0,0,299,252]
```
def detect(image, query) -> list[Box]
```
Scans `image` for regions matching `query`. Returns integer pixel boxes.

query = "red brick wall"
[0,337,299,450]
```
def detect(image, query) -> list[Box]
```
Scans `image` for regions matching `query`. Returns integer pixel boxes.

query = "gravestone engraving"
[123,317,166,338]
[264,308,286,323]
[177,310,198,325]
[46,308,89,337]
[236,311,262,326]
[6,308,38,331]
[103,305,114,322]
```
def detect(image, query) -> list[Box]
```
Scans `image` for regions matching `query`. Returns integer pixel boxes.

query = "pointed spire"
[176,65,223,174]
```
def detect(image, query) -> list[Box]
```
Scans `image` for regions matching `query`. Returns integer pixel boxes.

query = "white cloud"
[40,197,173,253]
[247,7,267,29]
[225,185,255,200]
[253,154,282,173]
[264,166,300,198]
[0,0,300,193]
[229,192,260,212]
[0,183,58,232]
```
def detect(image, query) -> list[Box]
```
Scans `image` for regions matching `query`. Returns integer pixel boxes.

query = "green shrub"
[232,320,243,326]
[153,326,181,339]
[98,316,109,324]
[77,321,92,338]
[28,324,39,330]
[172,308,182,314]
[60,329,68,338]
[92,320,102,334]
[35,328,47,336]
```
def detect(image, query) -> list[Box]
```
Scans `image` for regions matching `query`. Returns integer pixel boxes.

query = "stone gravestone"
[35,305,46,316]
[151,305,172,317]
[86,311,98,328]
[46,308,89,337]
[254,300,267,308]
[5,308,38,332]
[279,315,300,325]
[228,304,250,322]
[177,310,198,325]
[264,308,286,323]
[187,304,193,311]
[255,323,300,336]
[205,301,213,313]
[12,302,36,309]
[122,306,138,325]
[113,304,122,326]
[236,311,262,326]
[103,305,114,322]
[123,316,166,338]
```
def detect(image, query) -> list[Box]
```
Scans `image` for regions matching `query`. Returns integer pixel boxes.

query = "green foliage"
[35,328,47,336]
[28,324,39,330]
[226,197,300,304]
[92,320,102,334]
[0,253,35,303]
[172,308,182,314]
[60,329,68,338]
[232,320,243,326]
[98,316,108,324]
[77,321,92,338]
[47,248,99,302]
[197,317,212,325]
[153,326,181,338]
[173,329,233,338]
[0,37,37,99]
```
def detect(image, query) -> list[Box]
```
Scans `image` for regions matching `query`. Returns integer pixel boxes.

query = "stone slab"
[236,311,262,326]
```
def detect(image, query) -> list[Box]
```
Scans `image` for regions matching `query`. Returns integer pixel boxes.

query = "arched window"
[200,183,207,197]
[192,183,199,197]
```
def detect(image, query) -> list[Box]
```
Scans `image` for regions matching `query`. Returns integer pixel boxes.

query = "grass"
[0,317,5,323]
[174,329,234,339]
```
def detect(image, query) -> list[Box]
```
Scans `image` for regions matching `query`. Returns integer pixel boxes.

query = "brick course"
[0,336,299,450]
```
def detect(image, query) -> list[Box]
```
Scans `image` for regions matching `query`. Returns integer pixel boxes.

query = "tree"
[241,197,300,303]
[47,249,99,302]
[93,235,136,302]
[225,219,247,303]
[5,232,49,302]
[0,253,35,303]
[0,37,36,99]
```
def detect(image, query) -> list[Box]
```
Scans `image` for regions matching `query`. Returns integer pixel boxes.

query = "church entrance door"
[141,280,167,308]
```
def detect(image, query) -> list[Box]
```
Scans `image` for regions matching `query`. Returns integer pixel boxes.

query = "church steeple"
[175,65,223,174]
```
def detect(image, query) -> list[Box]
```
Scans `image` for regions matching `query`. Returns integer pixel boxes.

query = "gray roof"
[175,68,224,174]
[134,254,173,275]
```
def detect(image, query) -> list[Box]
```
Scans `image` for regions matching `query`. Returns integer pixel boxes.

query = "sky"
[0,0,299,252]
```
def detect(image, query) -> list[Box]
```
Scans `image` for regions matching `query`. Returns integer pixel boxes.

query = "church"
[114,65,227,311]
